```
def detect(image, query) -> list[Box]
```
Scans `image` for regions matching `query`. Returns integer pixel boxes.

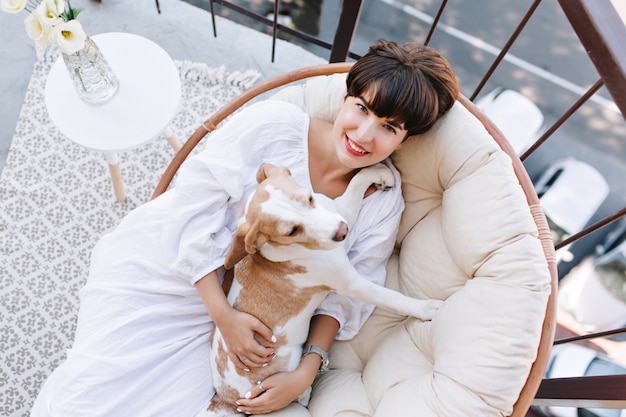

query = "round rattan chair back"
[152,63,557,417]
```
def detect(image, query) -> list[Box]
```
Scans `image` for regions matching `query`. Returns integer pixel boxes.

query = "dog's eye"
[289,225,301,236]
[308,195,315,206]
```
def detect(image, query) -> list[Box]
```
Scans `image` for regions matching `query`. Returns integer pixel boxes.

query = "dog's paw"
[413,299,444,321]
[361,163,395,191]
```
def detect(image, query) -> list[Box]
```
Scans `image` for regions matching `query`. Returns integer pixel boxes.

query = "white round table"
[45,32,182,201]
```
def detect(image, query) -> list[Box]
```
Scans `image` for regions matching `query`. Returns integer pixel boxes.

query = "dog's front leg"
[333,163,395,226]
[331,260,443,321]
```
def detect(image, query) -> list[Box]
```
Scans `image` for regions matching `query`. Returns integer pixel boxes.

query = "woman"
[30,40,459,417]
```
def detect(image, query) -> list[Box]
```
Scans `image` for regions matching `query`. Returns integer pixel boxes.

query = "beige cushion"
[272,74,551,416]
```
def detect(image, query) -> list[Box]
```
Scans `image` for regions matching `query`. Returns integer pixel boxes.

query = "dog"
[197,163,443,416]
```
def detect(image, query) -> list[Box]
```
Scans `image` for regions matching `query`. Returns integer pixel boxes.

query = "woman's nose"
[356,119,376,142]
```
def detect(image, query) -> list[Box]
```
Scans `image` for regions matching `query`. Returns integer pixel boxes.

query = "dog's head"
[224,163,349,268]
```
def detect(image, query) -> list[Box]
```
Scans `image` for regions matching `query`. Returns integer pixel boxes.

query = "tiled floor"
[0,0,326,174]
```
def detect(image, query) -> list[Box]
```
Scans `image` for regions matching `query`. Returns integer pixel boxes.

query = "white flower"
[0,0,27,13]
[40,0,66,16]
[34,0,65,26]
[24,12,53,46]
[52,18,86,54]
[3,0,86,52]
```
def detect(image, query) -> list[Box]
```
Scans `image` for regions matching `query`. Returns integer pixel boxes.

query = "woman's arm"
[195,270,276,371]
[233,314,339,415]
[294,314,339,384]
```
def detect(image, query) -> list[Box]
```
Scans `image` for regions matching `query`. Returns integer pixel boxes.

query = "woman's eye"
[357,103,367,113]
[384,125,396,134]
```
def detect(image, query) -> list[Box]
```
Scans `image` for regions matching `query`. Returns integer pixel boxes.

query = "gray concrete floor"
[0,0,326,174]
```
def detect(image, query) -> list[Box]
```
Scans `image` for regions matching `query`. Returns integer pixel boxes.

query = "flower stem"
[74,66,87,91]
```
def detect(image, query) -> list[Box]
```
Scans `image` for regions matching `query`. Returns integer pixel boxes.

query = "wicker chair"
[152,62,557,417]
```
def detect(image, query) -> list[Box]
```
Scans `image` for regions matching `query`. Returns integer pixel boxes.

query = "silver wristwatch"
[302,345,329,374]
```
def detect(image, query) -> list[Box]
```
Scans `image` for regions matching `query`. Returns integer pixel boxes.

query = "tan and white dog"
[197,163,442,417]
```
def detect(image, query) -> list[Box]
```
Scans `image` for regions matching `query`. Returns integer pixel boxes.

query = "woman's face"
[333,94,408,170]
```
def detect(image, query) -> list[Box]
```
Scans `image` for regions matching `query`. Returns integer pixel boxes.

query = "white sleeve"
[314,160,404,340]
[160,153,243,284]
[160,101,309,284]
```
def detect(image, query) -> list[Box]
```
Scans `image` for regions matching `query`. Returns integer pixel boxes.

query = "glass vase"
[61,37,119,105]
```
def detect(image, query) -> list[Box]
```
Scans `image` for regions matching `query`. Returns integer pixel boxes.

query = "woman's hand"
[218,308,276,371]
[234,364,317,415]
[195,271,276,371]
[234,351,322,414]
[232,315,339,413]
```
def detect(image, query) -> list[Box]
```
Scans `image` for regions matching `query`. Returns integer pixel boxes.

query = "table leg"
[106,152,126,202]
[163,126,182,152]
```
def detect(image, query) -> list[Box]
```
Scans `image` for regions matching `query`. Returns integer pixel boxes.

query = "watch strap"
[302,345,329,373]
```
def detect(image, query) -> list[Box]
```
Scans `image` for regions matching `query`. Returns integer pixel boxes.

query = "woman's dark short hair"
[346,40,460,138]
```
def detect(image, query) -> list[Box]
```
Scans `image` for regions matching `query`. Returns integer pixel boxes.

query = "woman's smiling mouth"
[345,136,369,156]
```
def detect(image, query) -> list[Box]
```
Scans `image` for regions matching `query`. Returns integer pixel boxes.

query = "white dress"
[30,100,404,417]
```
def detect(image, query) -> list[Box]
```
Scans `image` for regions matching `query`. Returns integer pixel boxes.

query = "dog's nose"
[334,221,349,241]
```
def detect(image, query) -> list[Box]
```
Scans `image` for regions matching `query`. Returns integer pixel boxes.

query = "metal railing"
[204,0,362,62]
[201,0,626,413]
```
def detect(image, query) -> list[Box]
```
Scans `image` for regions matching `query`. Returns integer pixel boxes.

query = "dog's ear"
[224,221,269,269]
[243,221,268,254]
[256,163,291,183]
[256,164,272,183]
[224,223,251,269]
